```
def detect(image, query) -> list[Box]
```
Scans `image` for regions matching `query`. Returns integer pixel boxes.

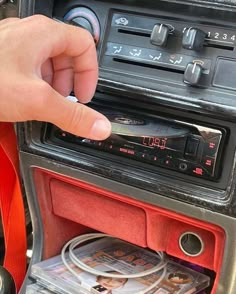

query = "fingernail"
[90,119,111,140]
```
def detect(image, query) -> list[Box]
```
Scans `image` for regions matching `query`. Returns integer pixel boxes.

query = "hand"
[0,15,111,140]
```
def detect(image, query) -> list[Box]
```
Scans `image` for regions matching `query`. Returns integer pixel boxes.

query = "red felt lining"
[33,168,225,294]
[165,220,215,267]
[50,179,147,247]
[33,171,92,259]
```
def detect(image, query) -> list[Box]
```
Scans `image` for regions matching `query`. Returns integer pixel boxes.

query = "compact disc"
[107,112,190,138]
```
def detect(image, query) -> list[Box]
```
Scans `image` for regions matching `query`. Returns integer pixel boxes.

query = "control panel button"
[192,167,204,176]
[184,62,202,86]
[182,28,206,51]
[184,137,199,157]
[203,136,220,157]
[201,156,215,176]
[150,24,170,47]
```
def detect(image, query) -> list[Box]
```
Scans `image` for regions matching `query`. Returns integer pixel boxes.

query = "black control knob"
[64,7,100,44]
[184,62,202,86]
[182,28,206,51]
[150,24,170,47]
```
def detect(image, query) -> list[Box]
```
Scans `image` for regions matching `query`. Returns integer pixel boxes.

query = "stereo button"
[184,137,199,158]
[201,156,215,176]
[192,167,204,176]
[204,136,220,156]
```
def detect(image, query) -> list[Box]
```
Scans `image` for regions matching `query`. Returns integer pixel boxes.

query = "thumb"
[36,86,111,140]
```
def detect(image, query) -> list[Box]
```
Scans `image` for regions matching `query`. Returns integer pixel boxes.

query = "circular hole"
[179,232,204,257]
[179,163,188,171]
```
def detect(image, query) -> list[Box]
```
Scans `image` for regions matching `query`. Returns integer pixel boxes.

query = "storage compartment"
[33,168,225,293]
[50,179,147,247]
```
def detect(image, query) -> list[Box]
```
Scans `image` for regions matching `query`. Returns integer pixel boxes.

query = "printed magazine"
[31,237,210,294]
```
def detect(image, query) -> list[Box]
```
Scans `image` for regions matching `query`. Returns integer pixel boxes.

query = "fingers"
[73,49,98,102]
[62,26,98,102]
[0,15,100,129]
[41,59,53,85]
[21,15,98,102]
[47,92,111,140]
[52,54,74,97]
[42,55,74,97]
[51,23,98,102]
[33,81,111,140]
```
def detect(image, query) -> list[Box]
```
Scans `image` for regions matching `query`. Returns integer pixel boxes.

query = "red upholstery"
[0,123,27,291]
[33,168,225,294]
[51,179,147,247]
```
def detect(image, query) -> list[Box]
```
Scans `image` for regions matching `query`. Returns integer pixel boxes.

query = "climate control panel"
[100,12,236,89]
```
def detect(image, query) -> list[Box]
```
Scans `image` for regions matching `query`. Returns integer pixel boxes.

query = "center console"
[17,1,236,293]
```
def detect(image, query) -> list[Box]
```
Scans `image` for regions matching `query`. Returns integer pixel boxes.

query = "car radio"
[47,105,226,181]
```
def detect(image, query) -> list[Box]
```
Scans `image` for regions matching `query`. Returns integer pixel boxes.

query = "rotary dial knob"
[150,24,170,47]
[182,28,206,51]
[64,7,100,45]
[184,62,203,86]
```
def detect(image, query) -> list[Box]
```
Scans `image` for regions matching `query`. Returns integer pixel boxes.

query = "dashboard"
[13,1,236,293]
[19,0,236,216]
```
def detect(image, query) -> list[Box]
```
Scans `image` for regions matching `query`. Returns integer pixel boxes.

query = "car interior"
[1,0,236,293]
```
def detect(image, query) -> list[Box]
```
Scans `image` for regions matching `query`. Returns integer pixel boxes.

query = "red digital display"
[142,136,167,150]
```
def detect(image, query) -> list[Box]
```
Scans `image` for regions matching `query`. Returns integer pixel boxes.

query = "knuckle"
[31,14,50,24]
[27,14,52,31]
[64,104,84,132]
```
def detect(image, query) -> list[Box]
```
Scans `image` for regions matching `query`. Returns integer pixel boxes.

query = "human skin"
[0,15,111,140]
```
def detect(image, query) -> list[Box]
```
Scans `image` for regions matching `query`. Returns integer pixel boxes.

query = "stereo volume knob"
[150,24,170,47]
[64,7,100,44]
[182,28,206,51]
[184,62,202,86]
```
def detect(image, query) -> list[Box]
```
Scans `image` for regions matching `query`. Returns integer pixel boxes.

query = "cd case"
[26,283,55,293]
[30,237,210,294]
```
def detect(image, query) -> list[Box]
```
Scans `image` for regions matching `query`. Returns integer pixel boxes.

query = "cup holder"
[179,232,204,257]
